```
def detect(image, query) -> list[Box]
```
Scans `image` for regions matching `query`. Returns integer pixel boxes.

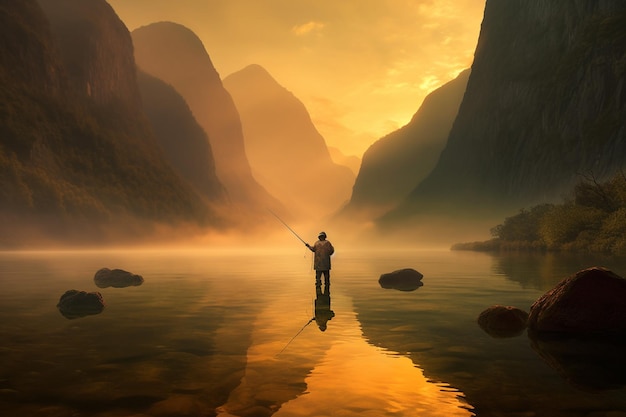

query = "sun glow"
[106,0,485,157]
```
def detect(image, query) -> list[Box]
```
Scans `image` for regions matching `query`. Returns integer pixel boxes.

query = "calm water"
[1,247,626,417]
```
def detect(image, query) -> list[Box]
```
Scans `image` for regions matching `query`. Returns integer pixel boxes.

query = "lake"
[1,247,626,417]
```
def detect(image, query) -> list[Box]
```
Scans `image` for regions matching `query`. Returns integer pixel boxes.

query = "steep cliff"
[131,22,282,218]
[223,64,355,220]
[386,1,626,229]
[341,69,470,221]
[38,0,142,113]
[0,1,213,246]
[137,70,226,204]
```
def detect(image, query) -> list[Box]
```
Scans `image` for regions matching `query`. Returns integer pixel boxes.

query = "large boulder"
[57,290,105,319]
[94,267,144,288]
[378,268,424,291]
[477,305,528,338]
[528,267,626,337]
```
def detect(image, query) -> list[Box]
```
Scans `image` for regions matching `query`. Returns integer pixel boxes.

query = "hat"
[318,231,327,238]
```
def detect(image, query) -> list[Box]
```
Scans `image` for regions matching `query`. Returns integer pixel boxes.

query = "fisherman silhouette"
[305,231,334,286]
[314,279,334,332]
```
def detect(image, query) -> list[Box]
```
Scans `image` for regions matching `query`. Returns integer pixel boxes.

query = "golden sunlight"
[106,0,485,157]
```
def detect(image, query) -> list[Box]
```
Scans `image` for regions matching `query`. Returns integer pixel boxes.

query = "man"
[305,231,334,285]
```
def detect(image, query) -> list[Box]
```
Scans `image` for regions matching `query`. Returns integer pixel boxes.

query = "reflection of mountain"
[223,64,355,220]
[351,273,626,415]
[131,22,282,218]
[341,69,469,221]
[491,251,626,292]
[383,1,626,228]
[0,1,211,246]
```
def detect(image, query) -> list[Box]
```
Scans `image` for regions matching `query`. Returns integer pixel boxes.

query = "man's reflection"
[315,279,335,331]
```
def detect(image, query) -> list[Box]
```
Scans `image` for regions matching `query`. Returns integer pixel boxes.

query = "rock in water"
[57,290,105,319]
[94,268,144,288]
[478,305,528,338]
[528,267,626,337]
[379,268,424,291]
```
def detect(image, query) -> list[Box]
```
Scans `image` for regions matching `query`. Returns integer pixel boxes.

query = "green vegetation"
[453,172,626,255]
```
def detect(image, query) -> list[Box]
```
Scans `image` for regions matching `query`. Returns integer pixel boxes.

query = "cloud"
[292,21,326,36]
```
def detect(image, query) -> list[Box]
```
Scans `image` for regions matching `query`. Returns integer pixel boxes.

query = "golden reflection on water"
[217,269,472,417]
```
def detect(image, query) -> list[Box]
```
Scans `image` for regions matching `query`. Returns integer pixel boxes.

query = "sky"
[107,0,485,157]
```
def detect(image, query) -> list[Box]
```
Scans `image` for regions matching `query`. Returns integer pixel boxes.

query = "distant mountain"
[328,147,360,176]
[223,64,355,220]
[131,22,283,219]
[382,0,626,232]
[136,70,226,203]
[339,69,470,221]
[0,0,214,247]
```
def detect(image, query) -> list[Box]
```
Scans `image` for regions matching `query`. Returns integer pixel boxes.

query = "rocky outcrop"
[57,290,105,319]
[223,64,355,219]
[342,69,470,221]
[528,267,626,336]
[384,1,626,225]
[131,22,282,219]
[378,268,424,291]
[94,267,144,288]
[478,305,528,338]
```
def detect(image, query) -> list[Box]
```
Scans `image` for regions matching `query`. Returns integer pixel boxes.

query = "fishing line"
[275,317,315,357]
[267,209,306,245]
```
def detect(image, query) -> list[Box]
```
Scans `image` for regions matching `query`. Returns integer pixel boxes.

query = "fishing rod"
[275,316,315,357]
[268,209,307,245]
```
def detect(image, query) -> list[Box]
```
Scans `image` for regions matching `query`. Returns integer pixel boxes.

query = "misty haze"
[1,1,626,416]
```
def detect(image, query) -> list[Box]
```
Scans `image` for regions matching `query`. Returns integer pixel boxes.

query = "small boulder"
[94,267,144,288]
[379,268,424,292]
[57,290,105,319]
[477,305,528,338]
[528,267,626,337]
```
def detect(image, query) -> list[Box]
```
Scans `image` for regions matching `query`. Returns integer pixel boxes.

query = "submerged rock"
[57,290,105,319]
[478,305,528,338]
[379,268,424,291]
[94,267,144,288]
[528,267,626,337]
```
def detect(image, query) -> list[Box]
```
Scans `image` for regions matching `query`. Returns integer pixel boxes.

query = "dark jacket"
[309,239,334,271]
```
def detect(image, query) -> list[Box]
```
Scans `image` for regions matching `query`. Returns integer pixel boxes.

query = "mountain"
[382,0,626,232]
[136,70,226,204]
[0,0,214,247]
[130,22,282,219]
[223,64,356,220]
[340,69,470,221]
[328,146,360,176]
